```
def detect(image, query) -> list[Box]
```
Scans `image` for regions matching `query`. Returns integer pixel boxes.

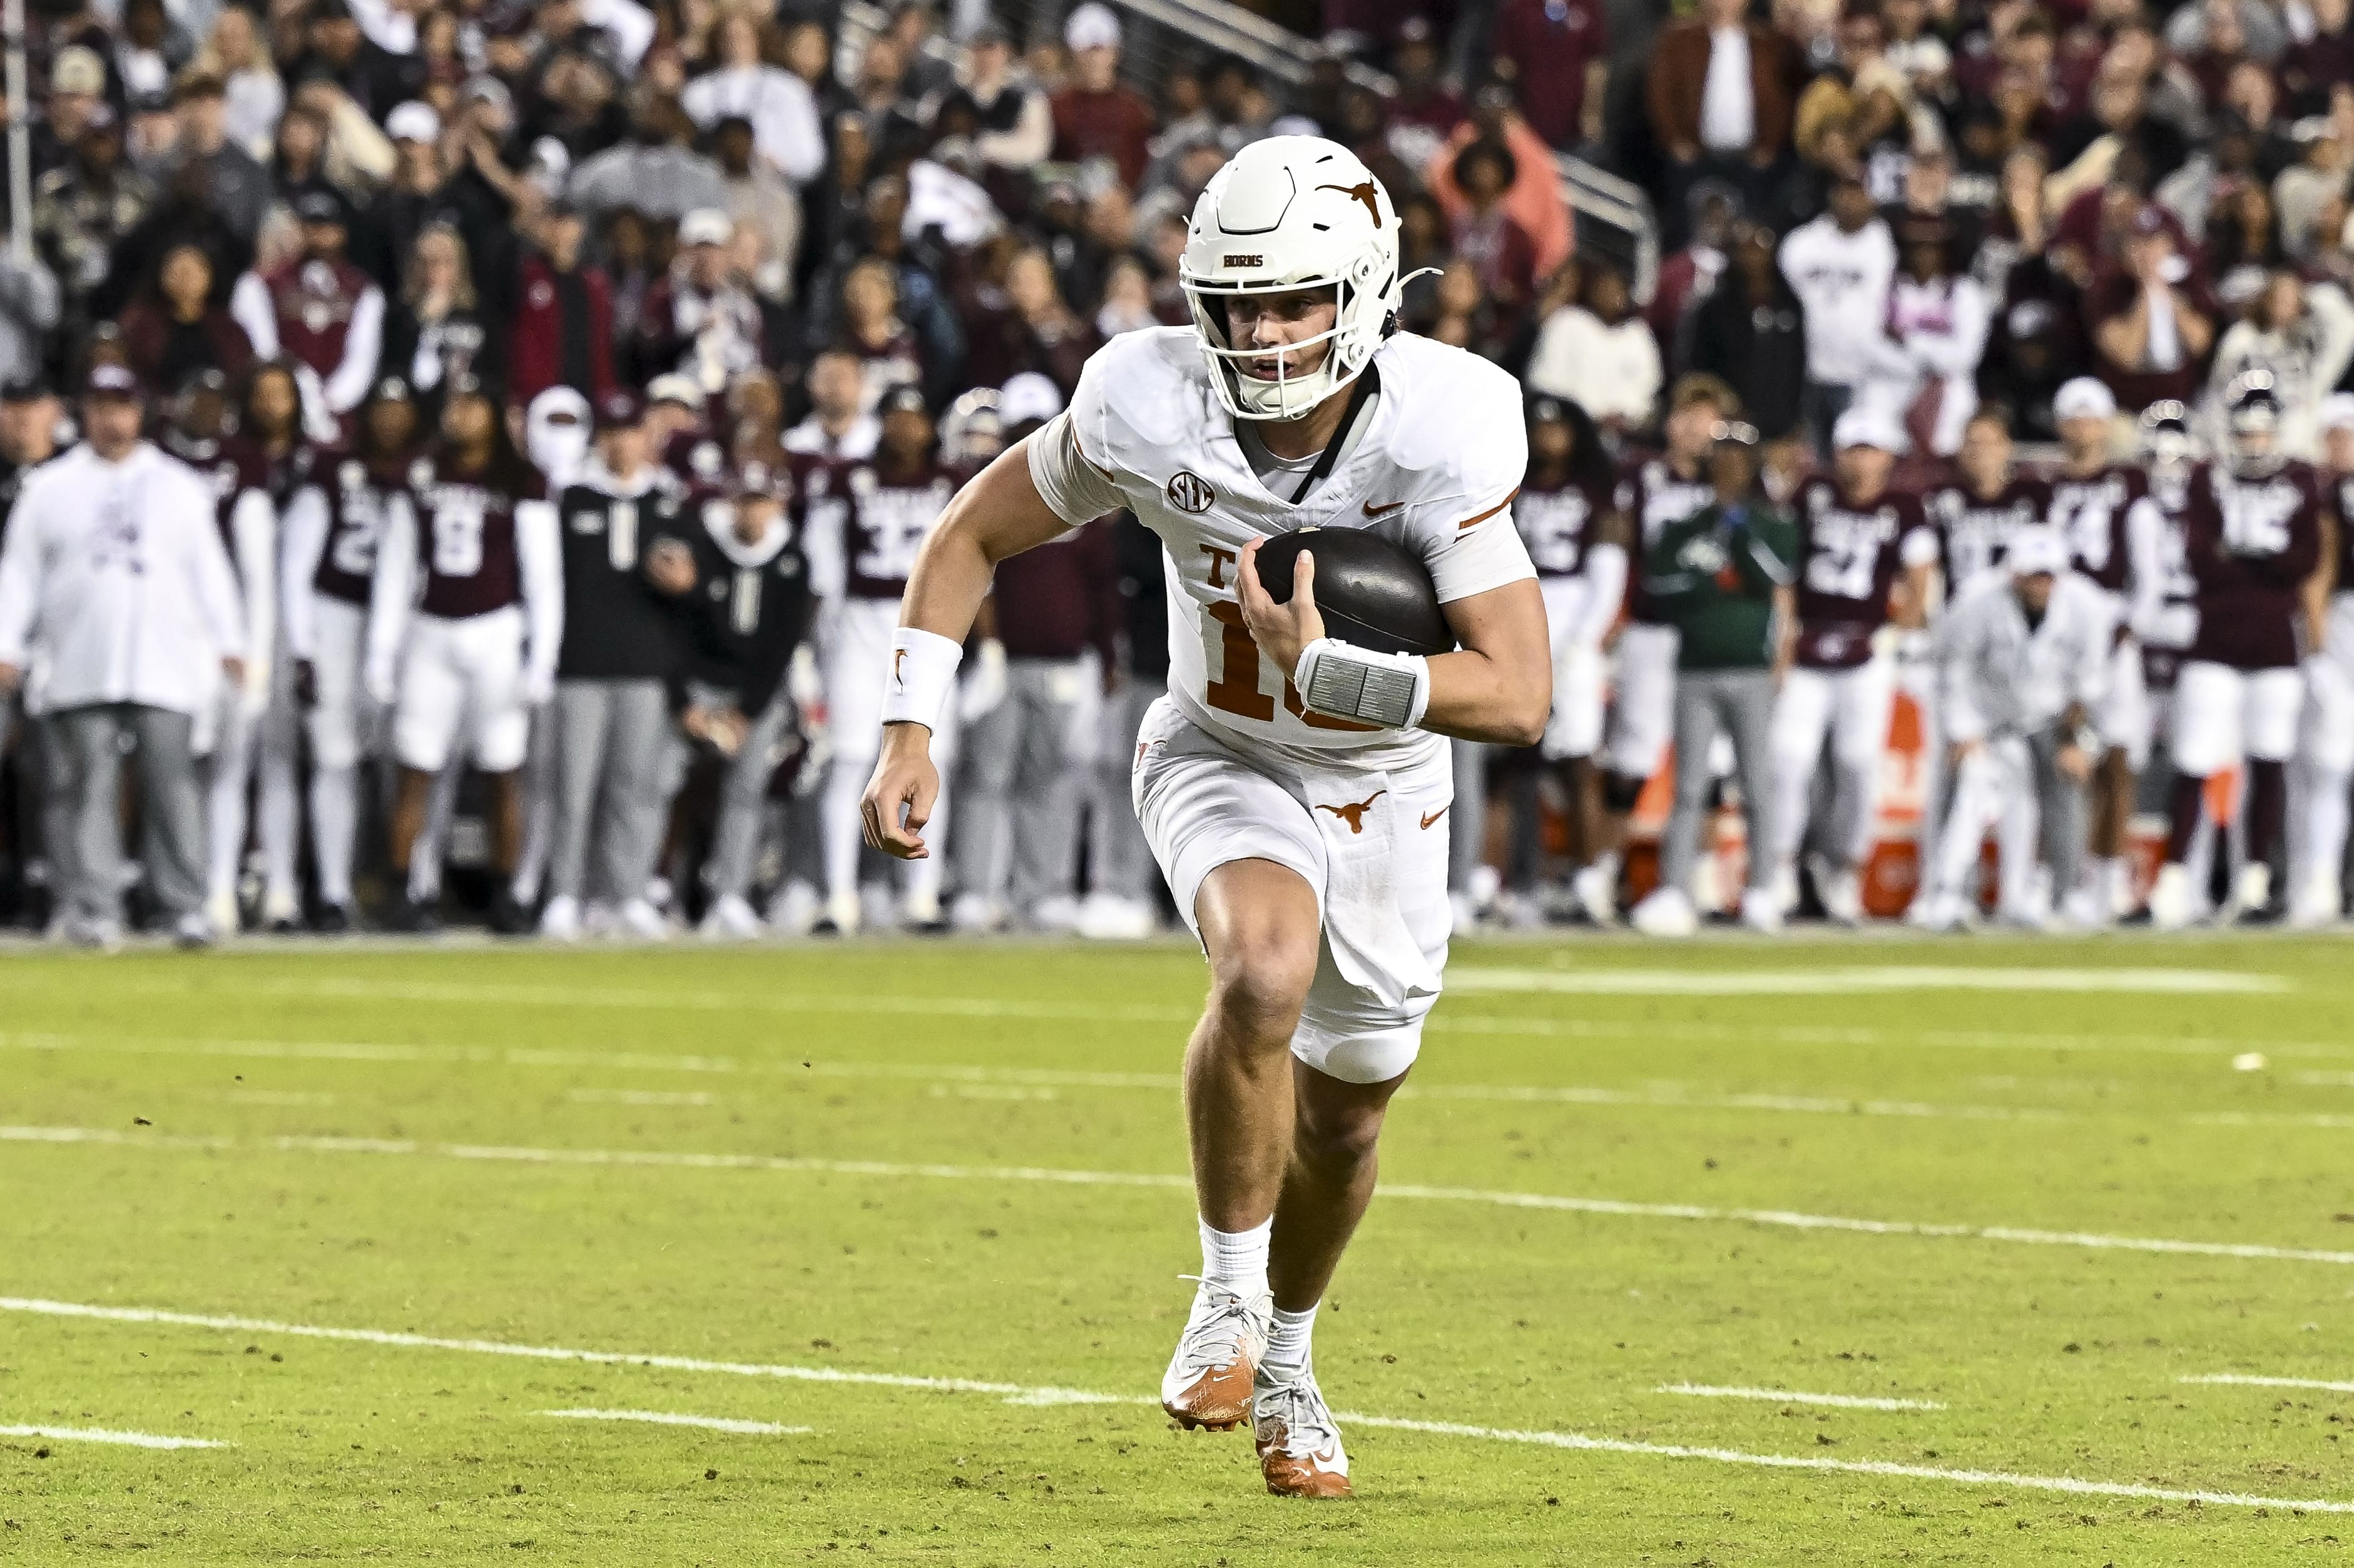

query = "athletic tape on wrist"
[1293,638,1430,730]
[879,627,964,733]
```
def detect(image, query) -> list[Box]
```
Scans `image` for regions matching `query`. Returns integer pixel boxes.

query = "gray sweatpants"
[52,702,206,925]
[957,658,1085,914]
[1450,740,1491,892]
[1661,668,1776,899]
[1090,676,1164,903]
[548,678,676,907]
[701,687,796,903]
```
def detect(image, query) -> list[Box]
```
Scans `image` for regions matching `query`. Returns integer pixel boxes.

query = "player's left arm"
[2305,497,2338,654]
[1422,576,1551,745]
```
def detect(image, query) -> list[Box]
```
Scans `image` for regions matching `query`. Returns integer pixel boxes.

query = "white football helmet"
[1179,136,1404,421]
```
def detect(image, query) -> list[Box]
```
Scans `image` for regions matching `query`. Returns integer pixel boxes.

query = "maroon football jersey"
[1791,477,1932,670]
[2046,464,2145,594]
[166,433,273,582]
[813,456,966,601]
[313,451,416,607]
[1923,472,2049,585]
[410,455,542,619]
[2184,461,2325,671]
[1516,476,1614,579]
[1612,454,1712,623]
[2136,462,2201,691]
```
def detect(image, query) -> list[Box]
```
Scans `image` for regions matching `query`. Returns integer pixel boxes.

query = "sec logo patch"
[1166,471,1215,514]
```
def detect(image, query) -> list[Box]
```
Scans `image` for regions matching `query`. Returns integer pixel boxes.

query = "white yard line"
[9,1123,2353,1266]
[1,1296,2341,1514]
[0,1422,225,1449]
[1450,965,2291,996]
[2181,1373,2354,1395]
[564,1089,717,1107]
[540,1409,812,1435]
[1657,1383,1945,1412]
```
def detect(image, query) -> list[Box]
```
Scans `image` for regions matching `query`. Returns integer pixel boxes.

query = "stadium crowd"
[1,0,2352,945]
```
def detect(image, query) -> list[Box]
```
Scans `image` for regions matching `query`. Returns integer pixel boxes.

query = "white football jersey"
[1029,327,1534,763]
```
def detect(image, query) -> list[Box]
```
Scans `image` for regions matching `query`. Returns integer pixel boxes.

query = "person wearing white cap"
[2291,392,2354,924]
[2148,375,2328,929]
[2042,374,2156,919]
[1912,526,2114,932]
[1050,2,1154,190]
[1768,404,1938,922]
[634,209,764,397]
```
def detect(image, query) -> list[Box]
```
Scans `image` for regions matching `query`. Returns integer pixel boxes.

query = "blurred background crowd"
[1,0,2352,945]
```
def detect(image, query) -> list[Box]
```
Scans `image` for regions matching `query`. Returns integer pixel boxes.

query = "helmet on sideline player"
[1178,135,1411,422]
[2224,372,2285,476]
[2137,397,2196,472]
[939,386,1002,464]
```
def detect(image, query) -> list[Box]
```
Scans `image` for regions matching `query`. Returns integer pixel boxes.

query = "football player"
[807,382,966,934]
[1770,406,1937,922]
[2293,394,2354,924]
[2149,377,2328,926]
[1924,407,2047,589]
[2046,377,2149,922]
[165,367,300,935]
[860,138,1548,1497]
[2116,400,2201,919]
[367,375,562,932]
[1586,373,1728,920]
[282,374,420,931]
[1515,394,1625,916]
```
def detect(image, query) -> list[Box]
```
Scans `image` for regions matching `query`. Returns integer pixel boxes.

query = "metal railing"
[836,0,1660,302]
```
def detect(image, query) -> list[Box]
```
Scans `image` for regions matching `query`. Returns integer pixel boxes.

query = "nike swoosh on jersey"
[1363,499,1405,517]
[1420,805,1449,830]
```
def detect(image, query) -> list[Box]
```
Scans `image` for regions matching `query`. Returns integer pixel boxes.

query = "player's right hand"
[860,723,939,860]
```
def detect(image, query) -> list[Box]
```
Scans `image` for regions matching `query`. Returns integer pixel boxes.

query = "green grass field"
[5,931,2354,1565]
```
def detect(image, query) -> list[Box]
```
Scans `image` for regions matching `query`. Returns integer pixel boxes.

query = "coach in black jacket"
[677,459,815,937]
[541,389,697,940]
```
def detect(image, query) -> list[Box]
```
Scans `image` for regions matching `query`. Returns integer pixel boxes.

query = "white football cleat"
[1253,1365,1351,1499]
[1028,893,1081,932]
[768,881,820,936]
[2290,870,2341,928]
[538,894,582,941]
[1819,864,1864,925]
[1910,891,1970,934]
[1076,891,1156,939]
[2228,862,2275,922]
[2148,863,2195,930]
[1161,1278,1270,1432]
[203,890,238,940]
[1738,885,1784,933]
[173,910,217,950]
[817,888,862,936]
[2056,885,2107,930]
[949,892,1004,934]
[1572,859,1619,925]
[699,893,762,940]
[615,897,670,940]
[1629,885,1698,937]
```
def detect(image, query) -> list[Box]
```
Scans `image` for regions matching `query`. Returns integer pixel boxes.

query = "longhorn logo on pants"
[1315,790,1387,834]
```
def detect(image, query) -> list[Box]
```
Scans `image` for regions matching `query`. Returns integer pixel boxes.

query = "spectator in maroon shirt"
[2089,205,2217,409]
[1492,0,1609,152]
[505,203,616,408]
[115,242,255,395]
[1049,4,1156,192]
[2286,0,2354,114]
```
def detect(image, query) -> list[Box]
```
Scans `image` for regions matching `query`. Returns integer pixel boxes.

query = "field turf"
[4,931,2354,1565]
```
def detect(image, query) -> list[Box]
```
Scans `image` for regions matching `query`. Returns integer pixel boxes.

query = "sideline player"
[860,138,1548,1497]
[2149,377,2327,926]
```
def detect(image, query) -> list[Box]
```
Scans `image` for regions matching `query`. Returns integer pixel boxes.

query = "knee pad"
[1602,770,1648,813]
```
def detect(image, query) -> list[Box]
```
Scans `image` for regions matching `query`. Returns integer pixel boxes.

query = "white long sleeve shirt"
[0,442,245,716]
[1934,570,2113,745]
[1523,307,1663,427]
[1778,215,1898,387]
[681,65,825,186]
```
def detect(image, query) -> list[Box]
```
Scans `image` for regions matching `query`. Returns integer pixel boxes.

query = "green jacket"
[1642,501,1798,670]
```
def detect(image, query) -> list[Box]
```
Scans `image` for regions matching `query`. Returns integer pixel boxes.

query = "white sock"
[310,766,357,905]
[1198,1216,1270,1297]
[1264,1303,1317,1379]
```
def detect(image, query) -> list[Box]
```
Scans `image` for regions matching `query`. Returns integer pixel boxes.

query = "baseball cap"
[293,188,352,227]
[593,389,645,432]
[82,362,143,400]
[1064,1,1120,51]
[678,208,733,247]
[646,373,702,409]
[2006,526,2069,578]
[1830,405,1904,452]
[51,46,103,96]
[998,372,1062,427]
[387,101,441,143]
[2321,393,2354,435]
[879,383,930,417]
[2053,377,2118,421]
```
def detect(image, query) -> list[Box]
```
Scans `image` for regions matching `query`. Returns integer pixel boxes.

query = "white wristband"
[879,627,964,733]
[1293,638,1431,730]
